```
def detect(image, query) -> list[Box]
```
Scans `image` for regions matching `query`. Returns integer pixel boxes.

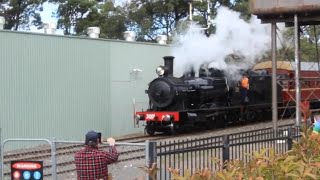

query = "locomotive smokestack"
[163,56,174,77]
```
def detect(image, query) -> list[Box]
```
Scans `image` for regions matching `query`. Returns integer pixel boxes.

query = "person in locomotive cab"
[74,131,119,180]
[239,73,249,120]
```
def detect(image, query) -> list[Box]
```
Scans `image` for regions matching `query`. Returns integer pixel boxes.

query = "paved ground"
[57,160,146,180]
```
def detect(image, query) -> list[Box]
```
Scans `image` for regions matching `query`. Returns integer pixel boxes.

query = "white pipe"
[0,16,5,30]
[156,35,167,44]
[43,22,57,34]
[87,27,100,38]
[123,31,136,41]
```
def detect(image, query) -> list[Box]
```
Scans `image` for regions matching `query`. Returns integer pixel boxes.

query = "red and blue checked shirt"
[74,145,119,180]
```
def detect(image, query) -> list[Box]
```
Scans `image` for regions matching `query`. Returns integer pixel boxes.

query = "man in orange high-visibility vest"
[239,73,249,120]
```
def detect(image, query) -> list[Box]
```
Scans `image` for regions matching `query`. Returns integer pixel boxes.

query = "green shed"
[0,30,171,141]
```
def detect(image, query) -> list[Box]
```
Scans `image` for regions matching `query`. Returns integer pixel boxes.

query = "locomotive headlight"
[156,66,165,76]
[162,114,171,121]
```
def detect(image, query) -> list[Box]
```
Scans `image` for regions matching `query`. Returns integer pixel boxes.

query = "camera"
[97,132,102,144]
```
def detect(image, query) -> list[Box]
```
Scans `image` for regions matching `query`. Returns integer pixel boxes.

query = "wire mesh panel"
[157,136,223,180]
[53,141,147,180]
[1,139,54,180]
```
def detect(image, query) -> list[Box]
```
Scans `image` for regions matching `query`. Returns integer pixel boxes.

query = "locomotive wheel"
[169,128,176,135]
[218,115,227,128]
[205,117,215,130]
[245,110,258,122]
[168,122,177,135]
[227,111,238,125]
[145,125,155,136]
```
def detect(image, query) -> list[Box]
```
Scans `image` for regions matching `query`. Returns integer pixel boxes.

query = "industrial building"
[0,29,170,141]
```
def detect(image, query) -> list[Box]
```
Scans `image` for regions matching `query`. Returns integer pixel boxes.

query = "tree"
[279,25,320,62]
[50,0,253,41]
[54,0,97,35]
[54,0,127,39]
[75,1,127,39]
[301,25,320,62]
[126,0,228,41]
[231,0,250,20]
[126,0,190,41]
[125,0,252,41]
[0,0,50,30]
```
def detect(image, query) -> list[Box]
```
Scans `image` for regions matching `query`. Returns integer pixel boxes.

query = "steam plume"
[171,6,285,80]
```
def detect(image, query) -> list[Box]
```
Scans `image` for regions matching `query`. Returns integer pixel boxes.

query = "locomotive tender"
[135,56,320,135]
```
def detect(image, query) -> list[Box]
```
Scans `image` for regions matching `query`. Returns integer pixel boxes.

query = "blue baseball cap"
[85,131,98,145]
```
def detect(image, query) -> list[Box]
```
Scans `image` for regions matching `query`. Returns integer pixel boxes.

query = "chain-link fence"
[1,139,156,180]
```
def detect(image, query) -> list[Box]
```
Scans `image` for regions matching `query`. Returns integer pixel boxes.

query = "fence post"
[51,138,57,180]
[287,128,293,150]
[222,135,230,168]
[0,128,2,180]
[145,140,157,180]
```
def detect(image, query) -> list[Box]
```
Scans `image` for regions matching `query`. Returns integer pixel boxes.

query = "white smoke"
[171,6,285,80]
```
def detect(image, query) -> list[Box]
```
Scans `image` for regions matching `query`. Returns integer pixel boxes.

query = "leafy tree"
[231,0,250,19]
[50,0,253,41]
[54,0,97,35]
[75,1,127,39]
[126,0,190,41]
[279,25,320,62]
[125,0,252,41]
[301,25,320,62]
[54,0,127,39]
[0,0,50,30]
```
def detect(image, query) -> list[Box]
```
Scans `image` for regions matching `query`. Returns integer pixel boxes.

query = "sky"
[29,2,62,34]
[29,0,129,35]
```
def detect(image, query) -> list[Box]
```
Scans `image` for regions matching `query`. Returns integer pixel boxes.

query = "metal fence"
[0,126,303,180]
[0,139,155,180]
[156,126,301,180]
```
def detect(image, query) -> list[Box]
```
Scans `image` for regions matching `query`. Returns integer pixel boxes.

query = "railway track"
[2,133,162,162]
[1,118,296,179]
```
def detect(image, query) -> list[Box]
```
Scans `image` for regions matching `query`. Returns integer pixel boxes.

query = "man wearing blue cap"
[74,131,119,180]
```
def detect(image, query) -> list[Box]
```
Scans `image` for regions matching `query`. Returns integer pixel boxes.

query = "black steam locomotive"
[148,56,229,111]
[134,56,319,135]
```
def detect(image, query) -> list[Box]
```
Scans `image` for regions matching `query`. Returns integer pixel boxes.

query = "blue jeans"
[240,88,248,104]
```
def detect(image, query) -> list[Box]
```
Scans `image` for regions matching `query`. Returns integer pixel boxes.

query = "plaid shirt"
[74,145,119,180]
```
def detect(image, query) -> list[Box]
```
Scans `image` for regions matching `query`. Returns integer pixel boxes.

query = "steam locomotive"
[135,56,320,135]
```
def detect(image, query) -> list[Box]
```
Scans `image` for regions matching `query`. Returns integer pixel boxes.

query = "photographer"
[75,131,119,180]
